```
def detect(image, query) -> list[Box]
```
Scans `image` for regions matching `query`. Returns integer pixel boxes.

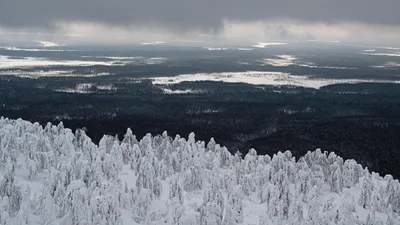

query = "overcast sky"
[1,0,400,46]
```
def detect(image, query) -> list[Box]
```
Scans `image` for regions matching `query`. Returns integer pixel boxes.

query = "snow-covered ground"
[370,62,400,69]
[1,47,69,52]
[161,88,204,95]
[252,42,287,48]
[0,55,168,69]
[362,52,400,57]
[203,47,229,51]
[0,70,75,78]
[260,55,358,70]
[35,41,60,47]
[140,41,166,45]
[54,83,117,94]
[0,55,167,77]
[237,48,254,51]
[0,117,399,225]
[150,71,400,89]
[262,55,297,67]
[0,55,117,69]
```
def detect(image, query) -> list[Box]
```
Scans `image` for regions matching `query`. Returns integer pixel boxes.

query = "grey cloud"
[0,0,399,32]
[263,24,315,41]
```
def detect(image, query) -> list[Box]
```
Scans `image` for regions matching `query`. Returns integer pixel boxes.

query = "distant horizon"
[1,38,400,50]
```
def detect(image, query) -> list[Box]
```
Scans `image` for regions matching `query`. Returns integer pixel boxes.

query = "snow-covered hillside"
[0,117,399,225]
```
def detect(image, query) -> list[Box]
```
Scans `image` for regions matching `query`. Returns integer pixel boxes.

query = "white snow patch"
[0,55,167,70]
[81,56,167,65]
[261,56,357,70]
[151,71,400,89]
[237,48,254,51]
[0,55,116,69]
[140,41,166,45]
[263,55,297,67]
[370,62,400,68]
[147,57,167,64]
[203,47,228,51]
[1,46,69,52]
[252,42,287,48]
[0,70,75,78]
[362,52,400,57]
[35,41,60,47]
[161,88,202,94]
[81,56,143,60]
[54,83,116,93]
[298,63,358,70]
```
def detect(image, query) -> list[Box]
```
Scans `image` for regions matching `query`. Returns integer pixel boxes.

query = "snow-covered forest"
[0,117,399,225]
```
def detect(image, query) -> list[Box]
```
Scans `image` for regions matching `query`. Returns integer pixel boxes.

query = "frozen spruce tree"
[0,162,22,217]
[166,197,184,225]
[132,188,151,223]
[200,202,223,225]
[359,173,373,209]
[199,180,224,225]
[37,188,59,225]
[169,176,184,205]
[222,185,244,225]
[136,156,162,199]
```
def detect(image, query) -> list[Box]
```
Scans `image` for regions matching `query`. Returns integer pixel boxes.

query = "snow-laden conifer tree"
[222,185,243,225]
[359,173,373,209]
[37,188,59,225]
[169,176,184,205]
[132,188,151,223]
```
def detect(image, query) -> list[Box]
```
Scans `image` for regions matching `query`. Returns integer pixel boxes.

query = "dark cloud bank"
[1,0,399,31]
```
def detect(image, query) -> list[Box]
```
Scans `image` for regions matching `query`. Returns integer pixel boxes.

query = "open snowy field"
[151,71,400,89]
[0,118,399,225]
[0,55,167,69]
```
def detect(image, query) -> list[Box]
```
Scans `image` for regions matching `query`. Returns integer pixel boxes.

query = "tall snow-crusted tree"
[169,176,184,205]
[136,156,162,199]
[328,162,343,193]
[200,202,223,225]
[73,129,88,152]
[200,180,224,225]
[365,207,377,225]
[181,165,204,192]
[110,140,123,171]
[37,187,59,225]
[99,135,115,154]
[13,185,33,225]
[166,197,185,225]
[60,180,90,224]
[25,149,38,179]
[243,148,257,174]
[359,173,373,209]
[0,196,10,225]
[132,188,151,223]
[386,205,398,225]
[89,193,122,225]
[222,186,244,225]
[0,163,22,217]
[122,128,138,148]
[122,128,139,164]
[342,159,362,188]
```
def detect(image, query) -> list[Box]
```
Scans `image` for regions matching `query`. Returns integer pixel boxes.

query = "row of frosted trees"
[0,117,399,225]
